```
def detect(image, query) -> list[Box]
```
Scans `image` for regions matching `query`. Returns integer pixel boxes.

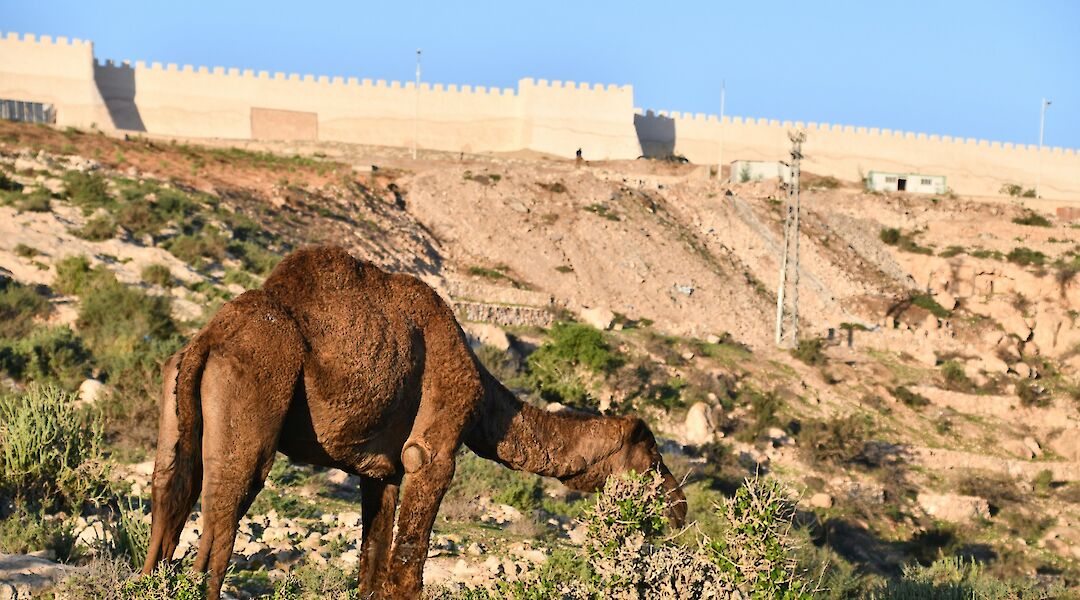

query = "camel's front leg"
[380,438,457,598]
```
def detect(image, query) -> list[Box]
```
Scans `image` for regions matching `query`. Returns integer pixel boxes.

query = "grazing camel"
[142,246,686,599]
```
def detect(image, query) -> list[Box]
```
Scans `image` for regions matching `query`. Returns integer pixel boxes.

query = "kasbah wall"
[2,32,1078,202]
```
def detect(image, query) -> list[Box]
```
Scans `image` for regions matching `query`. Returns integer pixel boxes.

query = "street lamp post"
[413,48,422,160]
[1037,98,1051,199]
[717,81,726,180]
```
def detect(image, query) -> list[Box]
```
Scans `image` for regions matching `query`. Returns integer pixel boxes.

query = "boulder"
[462,322,512,352]
[0,553,77,600]
[1022,436,1043,459]
[77,379,108,406]
[684,402,718,445]
[1011,362,1032,379]
[809,493,834,509]
[917,493,991,522]
[579,306,615,331]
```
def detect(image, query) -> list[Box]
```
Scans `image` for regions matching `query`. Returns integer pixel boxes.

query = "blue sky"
[3,1,1078,147]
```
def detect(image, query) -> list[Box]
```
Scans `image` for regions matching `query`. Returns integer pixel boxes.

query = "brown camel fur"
[142,246,686,599]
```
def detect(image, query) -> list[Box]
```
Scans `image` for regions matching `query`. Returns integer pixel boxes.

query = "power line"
[775,129,805,348]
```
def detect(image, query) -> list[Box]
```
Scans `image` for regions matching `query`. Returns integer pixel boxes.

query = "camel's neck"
[464,368,624,486]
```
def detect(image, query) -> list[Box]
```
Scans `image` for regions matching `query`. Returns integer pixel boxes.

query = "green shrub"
[791,337,827,366]
[74,214,117,241]
[0,326,93,387]
[584,470,670,556]
[939,360,973,392]
[707,477,813,598]
[443,451,548,517]
[880,228,933,255]
[0,384,110,510]
[105,497,151,569]
[538,181,568,194]
[1006,247,1047,267]
[0,278,51,338]
[737,386,786,441]
[799,414,875,466]
[63,171,114,213]
[74,267,176,362]
[1016,379,1049,408]
[119,562,207,600]
[14,243,40,258]
[999,183,1034,198]
[53,255,105,296]
[140,263,174,288]
[910,293,950,318]
[229,239,281,276]
[891,386,930,408]
[271,560,359,599]
[0,503,78,560]
[528,322,622,408]
[874,555,1059,599]
[938,245,965,258]
[164,229,229,266]
[1012,210,1051,227]
[2,187,52,212]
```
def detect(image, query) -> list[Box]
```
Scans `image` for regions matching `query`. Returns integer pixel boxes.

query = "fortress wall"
[0,33,109,127]
[519,78,639,159]
[668,113,1080,200]
[2,32,1077,201]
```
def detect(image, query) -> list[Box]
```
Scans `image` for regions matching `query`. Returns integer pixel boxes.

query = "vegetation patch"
[528,322,623,408]
[880,227,933,255]
[1006,246,1047,267]
[791,337,827,366]
[1012,210,1051,227]
[891,386,930,408]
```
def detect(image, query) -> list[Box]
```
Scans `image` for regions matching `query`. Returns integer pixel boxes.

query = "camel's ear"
[625,417,654,445]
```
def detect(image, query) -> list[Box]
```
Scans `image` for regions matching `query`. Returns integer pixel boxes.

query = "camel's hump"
[263,245,380,295]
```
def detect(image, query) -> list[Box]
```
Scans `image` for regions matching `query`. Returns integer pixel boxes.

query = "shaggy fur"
[142,246,686,599]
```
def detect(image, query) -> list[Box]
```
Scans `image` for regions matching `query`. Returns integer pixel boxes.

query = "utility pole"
[717,81,725,180]
[775,129,805,348]
[1036,98,1051,199]
[413,48,422,160]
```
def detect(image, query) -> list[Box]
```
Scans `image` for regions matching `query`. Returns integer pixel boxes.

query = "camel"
[141,245,686,599]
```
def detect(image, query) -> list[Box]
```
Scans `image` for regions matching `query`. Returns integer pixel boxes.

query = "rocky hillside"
[0,120,1079,598]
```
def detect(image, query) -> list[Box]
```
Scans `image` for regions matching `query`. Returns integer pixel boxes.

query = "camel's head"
[603,416,688,528]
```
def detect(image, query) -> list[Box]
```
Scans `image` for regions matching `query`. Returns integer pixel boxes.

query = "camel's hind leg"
[358,475,401,596]
[192,352,294,598]
[143,352,202,573]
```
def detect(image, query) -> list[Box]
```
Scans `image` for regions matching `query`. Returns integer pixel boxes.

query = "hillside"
[0,120,1079,598]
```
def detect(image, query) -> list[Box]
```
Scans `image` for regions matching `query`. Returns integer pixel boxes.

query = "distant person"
[576,148,582,159]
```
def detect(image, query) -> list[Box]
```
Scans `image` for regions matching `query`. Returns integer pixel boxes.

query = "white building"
[729,160,793,184]
[866,171,946,194]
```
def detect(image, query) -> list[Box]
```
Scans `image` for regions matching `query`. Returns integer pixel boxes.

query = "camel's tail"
[142,334,211,573]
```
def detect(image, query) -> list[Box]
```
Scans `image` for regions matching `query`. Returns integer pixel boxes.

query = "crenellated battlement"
[4,31,90,47]
[2,31,1077,199]
[640,108,1076,156]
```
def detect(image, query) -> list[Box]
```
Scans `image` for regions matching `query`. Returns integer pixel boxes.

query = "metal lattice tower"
[775,130,805,348]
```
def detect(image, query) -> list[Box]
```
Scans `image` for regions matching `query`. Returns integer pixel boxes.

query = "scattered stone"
[1022,436,1042,459]
[579,306,615,330]
[77,378,107,406]
[684,402,718,445]
[809,493,834,509]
